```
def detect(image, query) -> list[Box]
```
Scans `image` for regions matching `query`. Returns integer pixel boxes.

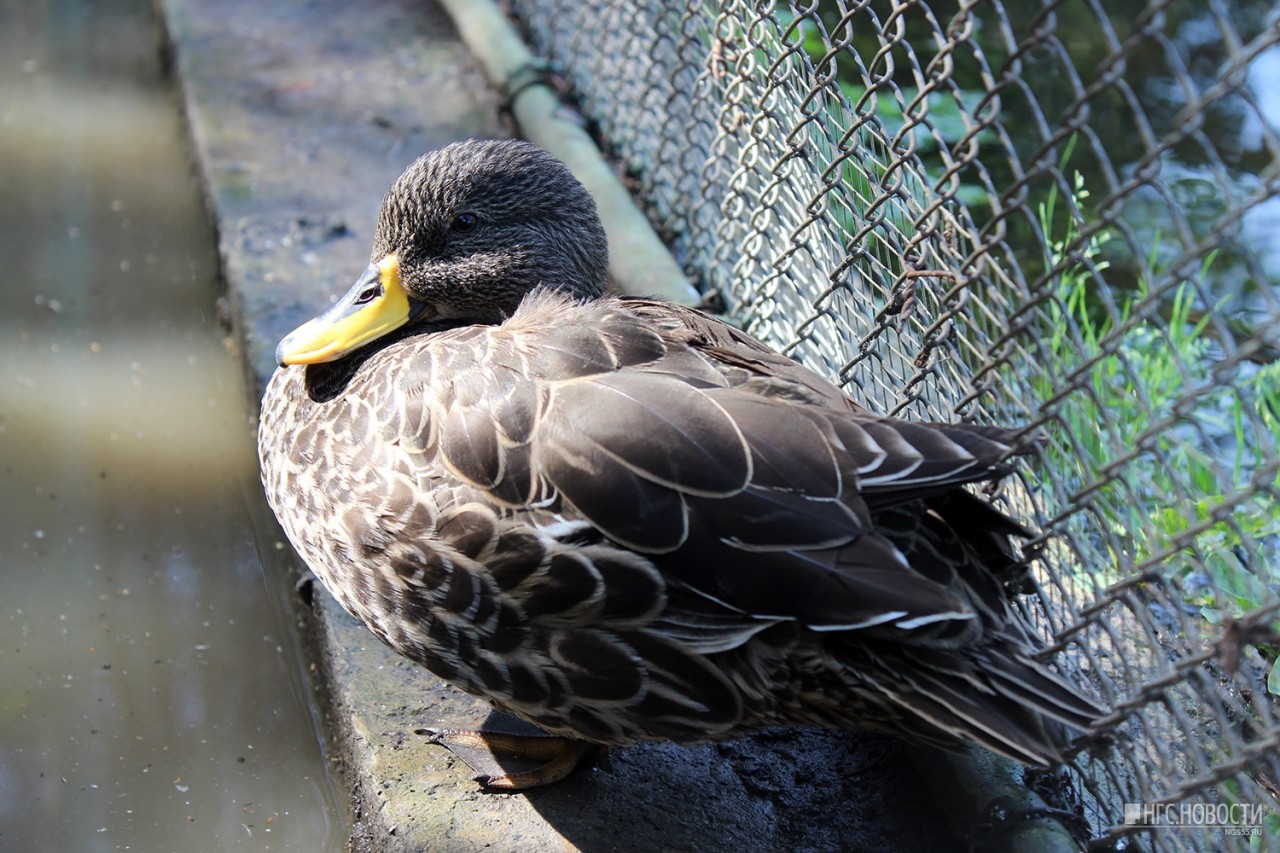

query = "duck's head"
[275,139,609,366]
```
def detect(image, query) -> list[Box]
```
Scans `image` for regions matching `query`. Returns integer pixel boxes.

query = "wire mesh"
[505,0,1280,848]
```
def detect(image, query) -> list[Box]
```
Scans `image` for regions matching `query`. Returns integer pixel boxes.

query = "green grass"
[1034,165,1280,689]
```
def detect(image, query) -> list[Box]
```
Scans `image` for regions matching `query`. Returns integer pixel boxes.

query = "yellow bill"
[275,254,427,366]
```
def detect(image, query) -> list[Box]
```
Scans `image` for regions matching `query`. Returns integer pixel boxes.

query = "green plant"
[1034,163,1280,689]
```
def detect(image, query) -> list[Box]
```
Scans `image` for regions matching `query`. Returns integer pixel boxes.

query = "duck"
[258,138,1103,789]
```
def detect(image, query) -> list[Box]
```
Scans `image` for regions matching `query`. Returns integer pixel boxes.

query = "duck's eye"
[450,212,479,233]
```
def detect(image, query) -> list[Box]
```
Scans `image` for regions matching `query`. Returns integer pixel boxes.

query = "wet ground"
[0,1,345,849]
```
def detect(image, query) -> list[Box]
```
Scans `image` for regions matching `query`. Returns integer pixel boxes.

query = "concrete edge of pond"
[159,0,1087,849]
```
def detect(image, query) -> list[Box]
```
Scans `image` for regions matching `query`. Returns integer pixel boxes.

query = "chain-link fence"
[504,0,1280,848]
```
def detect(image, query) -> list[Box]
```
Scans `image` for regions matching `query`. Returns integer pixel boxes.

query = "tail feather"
[980,645,1104,730]
[869,666,1062,767]
[854,642,1104,767]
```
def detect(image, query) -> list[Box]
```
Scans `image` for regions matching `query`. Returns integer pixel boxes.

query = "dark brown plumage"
[259,139,1102,785]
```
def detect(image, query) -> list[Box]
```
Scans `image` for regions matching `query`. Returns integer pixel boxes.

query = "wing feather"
[392,293,1031,642]
[547,372,751,496]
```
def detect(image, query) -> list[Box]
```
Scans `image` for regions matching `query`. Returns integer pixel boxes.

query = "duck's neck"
[299,319,459,402]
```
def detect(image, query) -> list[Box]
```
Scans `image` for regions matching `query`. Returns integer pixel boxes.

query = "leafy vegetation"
[1034,163,1280,688]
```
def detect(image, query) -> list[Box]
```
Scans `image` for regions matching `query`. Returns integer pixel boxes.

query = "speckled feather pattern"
[259,140,1102,768]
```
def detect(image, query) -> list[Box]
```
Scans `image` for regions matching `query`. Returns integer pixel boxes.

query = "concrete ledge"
[157,0,1040,848]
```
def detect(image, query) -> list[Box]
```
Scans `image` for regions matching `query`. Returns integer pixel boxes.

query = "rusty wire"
[507,0,1280,848]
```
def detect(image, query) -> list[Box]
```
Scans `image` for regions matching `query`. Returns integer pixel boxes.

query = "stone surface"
[161,0,969,848]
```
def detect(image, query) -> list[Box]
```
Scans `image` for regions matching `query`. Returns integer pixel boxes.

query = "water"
[0,1,345,849]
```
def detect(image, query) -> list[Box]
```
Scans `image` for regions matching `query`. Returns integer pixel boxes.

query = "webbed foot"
[417,717,604,790]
